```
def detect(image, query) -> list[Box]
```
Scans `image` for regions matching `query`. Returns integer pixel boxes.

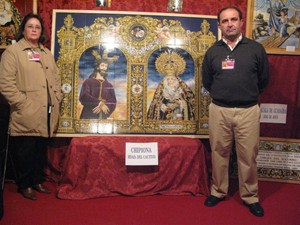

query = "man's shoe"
[19,187,37,200]
[245,202,264,217]
[33,184,51,194]
[204,195,225,207]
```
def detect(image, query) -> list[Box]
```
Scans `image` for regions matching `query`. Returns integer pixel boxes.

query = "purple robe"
[79,78,116,119]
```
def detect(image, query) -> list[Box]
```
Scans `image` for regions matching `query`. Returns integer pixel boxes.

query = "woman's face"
[164,60,178,76]
[23,18,42,44]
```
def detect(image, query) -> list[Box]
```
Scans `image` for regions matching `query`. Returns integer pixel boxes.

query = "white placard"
[257,150,300,170]
[260,103,287,124]
[125,142,158,166]
[286,46,295,52]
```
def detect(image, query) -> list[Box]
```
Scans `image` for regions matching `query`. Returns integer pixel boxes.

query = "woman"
[0,13,61,200]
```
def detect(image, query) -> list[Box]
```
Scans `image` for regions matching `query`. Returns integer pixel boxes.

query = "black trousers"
[9,136,48,190]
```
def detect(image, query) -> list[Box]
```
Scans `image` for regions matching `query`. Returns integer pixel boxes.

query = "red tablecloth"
[50,136,209,200]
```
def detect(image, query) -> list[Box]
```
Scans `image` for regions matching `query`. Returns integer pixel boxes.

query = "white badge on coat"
[27,50,40,61]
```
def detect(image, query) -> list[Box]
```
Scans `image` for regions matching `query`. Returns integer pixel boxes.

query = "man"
[202,6,269,217]
[79,59,117,119]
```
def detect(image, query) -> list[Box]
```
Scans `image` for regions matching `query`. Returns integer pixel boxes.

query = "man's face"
[98,62,108,73]
[218,8,243,40]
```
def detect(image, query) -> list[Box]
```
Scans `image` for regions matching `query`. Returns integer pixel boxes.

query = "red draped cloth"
[54,136,209,200]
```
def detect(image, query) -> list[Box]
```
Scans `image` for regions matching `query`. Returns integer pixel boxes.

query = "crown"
[155,50,186,76]
[92,49,119,64]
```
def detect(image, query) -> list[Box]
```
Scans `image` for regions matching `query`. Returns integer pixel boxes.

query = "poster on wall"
[246,0,300,55]
[51,10,219,136]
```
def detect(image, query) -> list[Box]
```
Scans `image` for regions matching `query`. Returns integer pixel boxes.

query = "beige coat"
[0,38,61,137]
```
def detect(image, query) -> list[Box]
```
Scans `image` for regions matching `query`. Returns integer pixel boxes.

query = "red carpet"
[1,179,299,225]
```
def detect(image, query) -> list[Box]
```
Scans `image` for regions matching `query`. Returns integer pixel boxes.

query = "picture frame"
[95,0,111,8]
[51,10,220,136]
[246,0,300,55]
[167,0,183,12]
[0,0,24,49]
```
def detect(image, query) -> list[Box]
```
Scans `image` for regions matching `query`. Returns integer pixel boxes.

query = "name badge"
[222,59,235,70]
[27,50,40,61]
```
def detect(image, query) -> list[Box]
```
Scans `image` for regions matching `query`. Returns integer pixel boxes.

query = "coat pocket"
[12,97,42,132]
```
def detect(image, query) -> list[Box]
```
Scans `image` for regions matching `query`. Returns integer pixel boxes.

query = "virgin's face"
[164,60,178,76]
[167,77,176,86]
[23,18,42,44]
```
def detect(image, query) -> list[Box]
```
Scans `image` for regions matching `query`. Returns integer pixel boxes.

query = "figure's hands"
[101,104,110,114]
[92,104,102,114]
[161,104,167,112]
[92,101,110,115]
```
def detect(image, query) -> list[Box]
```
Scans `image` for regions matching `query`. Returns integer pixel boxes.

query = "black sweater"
[202,36,269,108]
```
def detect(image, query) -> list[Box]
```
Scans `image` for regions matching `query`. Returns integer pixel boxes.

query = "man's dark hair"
[217,6,243,22]
[15,13,46,44]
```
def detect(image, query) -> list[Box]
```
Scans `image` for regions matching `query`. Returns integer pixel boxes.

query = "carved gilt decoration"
[52,11,218,135]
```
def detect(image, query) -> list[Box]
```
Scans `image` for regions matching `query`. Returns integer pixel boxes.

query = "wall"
[4,0,300,138]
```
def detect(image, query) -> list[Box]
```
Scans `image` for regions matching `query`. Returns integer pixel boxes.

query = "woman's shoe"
[33,184,51,194]
[18,187,37,200]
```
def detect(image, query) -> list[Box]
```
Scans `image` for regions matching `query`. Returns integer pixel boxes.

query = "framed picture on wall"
[0,0,24,48]
[246,0,300,55]
[95,0,111,8]
[51,10,220,136]
[0,0,36,49]
[167,0,183,12]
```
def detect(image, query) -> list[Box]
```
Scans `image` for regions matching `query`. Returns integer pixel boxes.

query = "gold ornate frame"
[246,0,300,55]
[51,10,219,135]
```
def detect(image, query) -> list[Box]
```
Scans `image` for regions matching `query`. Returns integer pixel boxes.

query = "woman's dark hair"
[217,6,243,22]
[15,13,46,44]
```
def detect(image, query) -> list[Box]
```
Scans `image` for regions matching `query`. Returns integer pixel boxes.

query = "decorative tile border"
[257,137,300,183]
